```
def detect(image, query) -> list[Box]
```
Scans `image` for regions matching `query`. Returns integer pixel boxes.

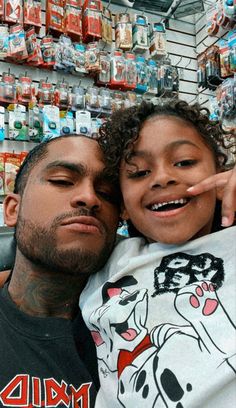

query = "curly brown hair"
[98,99,229,178]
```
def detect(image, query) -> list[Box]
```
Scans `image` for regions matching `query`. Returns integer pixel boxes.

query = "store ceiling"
[131,1,175,13]
[106,1,175,13]
[104,1,205,18]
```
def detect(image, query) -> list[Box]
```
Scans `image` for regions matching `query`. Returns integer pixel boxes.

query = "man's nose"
[150,165,177,189]
[70,182,101,210]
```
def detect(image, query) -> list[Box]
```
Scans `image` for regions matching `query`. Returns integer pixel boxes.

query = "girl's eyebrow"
[169,140,201,150]
[131,140,201,158]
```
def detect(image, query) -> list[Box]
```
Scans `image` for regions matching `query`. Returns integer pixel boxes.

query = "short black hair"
[14,135,79,195]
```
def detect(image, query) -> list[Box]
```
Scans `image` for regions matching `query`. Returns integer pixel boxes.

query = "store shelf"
[0,226,14,234]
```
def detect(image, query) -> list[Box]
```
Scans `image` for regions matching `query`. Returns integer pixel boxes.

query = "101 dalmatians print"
[87,251,236,408]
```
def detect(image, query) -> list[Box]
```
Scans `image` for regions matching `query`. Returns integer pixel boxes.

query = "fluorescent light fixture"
[173,0,204,18]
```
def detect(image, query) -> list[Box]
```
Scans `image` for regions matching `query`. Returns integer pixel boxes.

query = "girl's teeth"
[151,198,187,210]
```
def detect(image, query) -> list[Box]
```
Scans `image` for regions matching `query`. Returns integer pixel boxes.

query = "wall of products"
[0,0,198,144]
[195,0,236,164]
[196,1,236,124]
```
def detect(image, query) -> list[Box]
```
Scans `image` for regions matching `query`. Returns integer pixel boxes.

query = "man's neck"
[8,256,87,320]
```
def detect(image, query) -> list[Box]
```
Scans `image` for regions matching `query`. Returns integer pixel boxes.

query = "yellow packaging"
[4,153,21,194]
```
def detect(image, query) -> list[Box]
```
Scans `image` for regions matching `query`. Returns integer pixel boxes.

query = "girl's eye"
[48,179,73,186]
[175,160,197,167]
[127,169,151,179]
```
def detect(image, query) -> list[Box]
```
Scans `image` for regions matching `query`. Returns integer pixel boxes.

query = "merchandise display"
[23,0,42,30]
[4,0,23,24]
[102,6,113,43]
[197,1,236,134]
[132,14,149,53]
[115,12,132,50]
[82,0,103,43]
[8,103,28,140]
[0,150,27,195]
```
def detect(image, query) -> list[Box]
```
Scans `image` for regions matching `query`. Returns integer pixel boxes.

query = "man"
[0,135,120,407]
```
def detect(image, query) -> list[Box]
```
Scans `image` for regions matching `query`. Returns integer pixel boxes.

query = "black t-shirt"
[0,285,97,407]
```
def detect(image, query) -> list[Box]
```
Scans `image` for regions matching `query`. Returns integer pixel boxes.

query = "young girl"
[80,100,236,408]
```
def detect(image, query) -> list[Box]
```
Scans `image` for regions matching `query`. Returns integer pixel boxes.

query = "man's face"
[120,116,217,244]
[12,137,120,276]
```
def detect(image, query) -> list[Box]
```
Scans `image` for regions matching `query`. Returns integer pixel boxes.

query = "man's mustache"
[53,208,96,225]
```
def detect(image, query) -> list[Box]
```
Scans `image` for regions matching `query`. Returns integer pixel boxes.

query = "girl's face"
[120,116,218,244]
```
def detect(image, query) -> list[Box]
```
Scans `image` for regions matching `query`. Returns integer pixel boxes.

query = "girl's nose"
[150,166,177,189]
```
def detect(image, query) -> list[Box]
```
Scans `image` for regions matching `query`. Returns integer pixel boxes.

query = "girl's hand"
[187,167,236,227]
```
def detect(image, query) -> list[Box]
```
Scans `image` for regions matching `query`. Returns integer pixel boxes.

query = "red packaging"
[64,3,82,40]
[82,8,102,43]
[124,52,137,90]
[17,75,36,104]
[110,50,126,89]
[67,0,82,6]
[25,27,43,66]
[0,0,4,16]
[8,24,28,61]
[46,0,64,36]
[4,153,21,194]
[24,0,42,30]
[4,0,23,24]
[82,0,102,12]
[20,151,28,164]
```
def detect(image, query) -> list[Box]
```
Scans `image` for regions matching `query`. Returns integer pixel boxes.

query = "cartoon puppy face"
[89,278,148,371]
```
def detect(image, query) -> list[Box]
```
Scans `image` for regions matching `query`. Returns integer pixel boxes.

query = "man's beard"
[15,213,115,277]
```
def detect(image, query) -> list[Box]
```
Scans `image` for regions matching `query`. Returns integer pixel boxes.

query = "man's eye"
[127,170,150,179]
[175,160,197,167]
[48,179,73,186]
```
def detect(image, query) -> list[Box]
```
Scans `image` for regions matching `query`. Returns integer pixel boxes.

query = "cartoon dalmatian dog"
[88,253,236,407]
[90,276,149,373]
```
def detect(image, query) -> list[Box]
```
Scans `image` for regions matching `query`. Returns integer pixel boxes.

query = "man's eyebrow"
[44,161,86,175]
[130,140,201,158]
[43,160,114,183]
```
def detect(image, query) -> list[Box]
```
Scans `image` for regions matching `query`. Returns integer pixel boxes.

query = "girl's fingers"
[187,169,236,227]
[187,170,232,195]
[220,169,236,227]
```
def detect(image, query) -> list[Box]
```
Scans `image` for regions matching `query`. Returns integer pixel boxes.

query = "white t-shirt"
[80,227,236,408]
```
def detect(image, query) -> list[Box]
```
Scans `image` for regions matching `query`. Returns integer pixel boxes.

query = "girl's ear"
[3,193,21,227]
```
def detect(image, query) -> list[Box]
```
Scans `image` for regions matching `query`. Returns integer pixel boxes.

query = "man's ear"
[3,193,21,227]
